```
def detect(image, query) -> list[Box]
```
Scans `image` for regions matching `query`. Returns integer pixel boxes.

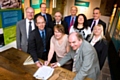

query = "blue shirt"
[39,29,46,52]
[70,16,76,23]
[39,29,45,37]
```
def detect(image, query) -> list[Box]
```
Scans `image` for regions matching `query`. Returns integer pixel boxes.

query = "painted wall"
[63,0,101,19]
[63,0,110,29]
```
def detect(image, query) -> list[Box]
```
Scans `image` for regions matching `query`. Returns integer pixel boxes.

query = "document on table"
[33,66,54,80]
[23,56,34,65]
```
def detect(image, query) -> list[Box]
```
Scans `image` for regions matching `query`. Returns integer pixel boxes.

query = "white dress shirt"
[56,21,61,24]
[26,19,35,38]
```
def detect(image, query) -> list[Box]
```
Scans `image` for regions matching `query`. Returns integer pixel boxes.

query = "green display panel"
[3,25,16,45]
[0,9,22,45]
[75,0,89,7]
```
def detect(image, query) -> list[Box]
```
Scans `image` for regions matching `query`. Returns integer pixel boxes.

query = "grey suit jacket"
[59,40,100,80]
[16,19,30,52]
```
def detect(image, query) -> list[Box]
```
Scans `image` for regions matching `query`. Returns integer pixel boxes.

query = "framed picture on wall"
[111,8,120,52]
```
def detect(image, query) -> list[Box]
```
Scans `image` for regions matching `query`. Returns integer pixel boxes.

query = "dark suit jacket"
[28,27,52,62]
[64,16,71,28]
[34,12,52,28]
[64,15,76,31]
[94,39,108,70]
[87,18,106,34]
[87,36,108,70]
[49,20,69,34]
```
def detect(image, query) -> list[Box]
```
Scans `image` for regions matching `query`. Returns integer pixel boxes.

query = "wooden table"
[0,48,92,80]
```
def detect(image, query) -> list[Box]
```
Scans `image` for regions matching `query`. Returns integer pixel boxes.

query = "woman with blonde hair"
[86,24,108,70]
[44,24,72,70]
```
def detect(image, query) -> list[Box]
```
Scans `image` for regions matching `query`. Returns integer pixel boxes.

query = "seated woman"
[44,24,72,71]
[69,14,91,39]
[86,24,108,70]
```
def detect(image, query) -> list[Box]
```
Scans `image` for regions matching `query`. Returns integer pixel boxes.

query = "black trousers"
[61,59,73,71]
[41,51,48,61]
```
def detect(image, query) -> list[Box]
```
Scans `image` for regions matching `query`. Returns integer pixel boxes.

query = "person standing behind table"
[44,24,72,71]
[28,15,52,67]
[51,32,100,80]
[86,24,108,70]
[87,7,106,34]
[16,7,35,53]
[34,3,52,29]
[64,6,78,33]
[69,14,91,39]
[50,11,68,34]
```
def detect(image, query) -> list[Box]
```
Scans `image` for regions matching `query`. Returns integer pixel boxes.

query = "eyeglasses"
[37,22,46,24]
[93,13,99,14]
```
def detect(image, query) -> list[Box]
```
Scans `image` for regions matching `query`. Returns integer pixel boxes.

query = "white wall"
[0,41,16,52]
[100,16,110,30]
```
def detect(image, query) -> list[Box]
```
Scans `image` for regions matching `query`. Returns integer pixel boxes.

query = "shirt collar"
[26,18,34,23]
[41,13,46,16]
[56,21,61,24]
[75,47,80,53]
[71,16,76,21]
[39,29,45,33]
[93,19,99,22]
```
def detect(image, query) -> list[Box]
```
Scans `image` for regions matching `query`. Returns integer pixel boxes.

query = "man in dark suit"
[50,11,68,34]
[34,3,52,29]
[64,6,78,33]
[16,7,35,53]
[28,15,52,67]
[51,32,100,80]
[87,7,106,34]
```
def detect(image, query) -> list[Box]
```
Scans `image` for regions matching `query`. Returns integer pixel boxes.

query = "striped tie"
[72,53,77,72]
[91,20,96,31]
[69,17,74,32]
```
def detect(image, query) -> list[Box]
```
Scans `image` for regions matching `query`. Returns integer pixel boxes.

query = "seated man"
[51,32,100,80]
[28,15,52,67]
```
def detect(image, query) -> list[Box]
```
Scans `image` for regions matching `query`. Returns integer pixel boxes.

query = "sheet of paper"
[23,56,34,65]
[33,66,54,80]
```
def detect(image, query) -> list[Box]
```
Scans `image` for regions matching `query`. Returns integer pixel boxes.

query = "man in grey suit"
[51,32,100,80]
[16,7,35,52]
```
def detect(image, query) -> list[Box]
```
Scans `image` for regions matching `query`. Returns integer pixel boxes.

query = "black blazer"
[87,18,106,34]
[28,27,52,62]
[87,37,108,70]
[34,12,52,28]
[49,20,69,34]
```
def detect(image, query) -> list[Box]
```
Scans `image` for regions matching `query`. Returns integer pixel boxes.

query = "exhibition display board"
[0,0,22,47]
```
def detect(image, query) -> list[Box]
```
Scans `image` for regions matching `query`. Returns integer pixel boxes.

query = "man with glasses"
[34,3,52,29]
[50,11,68,34]
[16,7,35,53]
[87,7,106,34]
[28,15,52,67]
[64,6,78,33]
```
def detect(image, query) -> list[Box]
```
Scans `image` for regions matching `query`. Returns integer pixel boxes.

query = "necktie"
[43,15,47,23]
[91,21,96,31]
[69,17,74,32]
[56,22,59,24]
[28,21,32,38]
[72,52,77,72]
[42,31,46,52]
